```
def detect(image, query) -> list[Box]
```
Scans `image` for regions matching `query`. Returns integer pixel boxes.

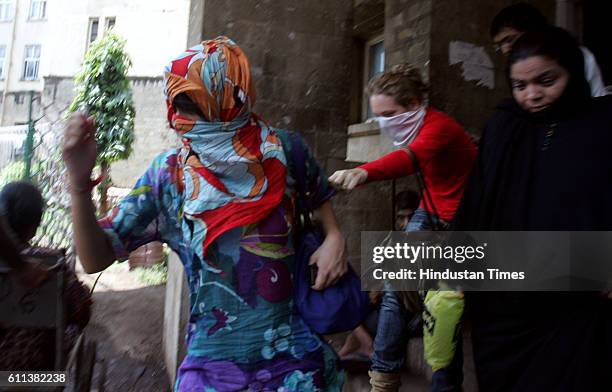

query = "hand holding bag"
[281,131,372,335]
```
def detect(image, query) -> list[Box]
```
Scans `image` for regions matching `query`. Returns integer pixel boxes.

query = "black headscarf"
[454,27,612,391]
[453,27,603,231]
[506,27,591,121]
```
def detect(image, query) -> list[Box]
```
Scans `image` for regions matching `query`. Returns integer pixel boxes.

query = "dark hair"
[508,27,591,108]
[490,3,549,37]
[366,63,429,107]
[172,92,206,119]
[0,181,44,242]
[396,190,420,211]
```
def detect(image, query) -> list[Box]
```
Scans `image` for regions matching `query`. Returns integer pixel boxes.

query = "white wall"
[46,0,191,77]
[0,8,16,93]
[0,0,48,92]
[0,0,192,94]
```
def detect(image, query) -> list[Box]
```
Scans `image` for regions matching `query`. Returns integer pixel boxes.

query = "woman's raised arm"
[62,114,116,273]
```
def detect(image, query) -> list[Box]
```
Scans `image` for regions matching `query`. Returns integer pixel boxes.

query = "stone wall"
[381,0,555,135]
[384,0,433,76]
[198,0,391,264]
[110,77,179,188]
[0,91,43,126]
[41,75,179,188]
[201,0,353,162]
[428,0,555,134]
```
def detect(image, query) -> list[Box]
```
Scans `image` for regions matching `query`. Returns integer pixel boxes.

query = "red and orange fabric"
[163,36,287,259]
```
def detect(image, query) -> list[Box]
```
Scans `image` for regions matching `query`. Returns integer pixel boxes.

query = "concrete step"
[334,331,479,392]
[343,370,430,392]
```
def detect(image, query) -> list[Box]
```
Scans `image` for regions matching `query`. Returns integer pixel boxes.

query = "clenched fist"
[328,168,368,191]
[62,113,97,193]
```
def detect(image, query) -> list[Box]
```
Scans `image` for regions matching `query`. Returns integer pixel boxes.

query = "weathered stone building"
[190,0,561,264]
[5,0,608,389]
[163,0,611,389]
[0,0,195,183]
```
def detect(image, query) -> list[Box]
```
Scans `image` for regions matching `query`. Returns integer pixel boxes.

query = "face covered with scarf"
[368,92,427,146]
[163,37,287,258]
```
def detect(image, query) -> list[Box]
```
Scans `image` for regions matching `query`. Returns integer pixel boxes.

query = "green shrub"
[0,161,25,186]
[133,245,169,285]
[134,260,168,286]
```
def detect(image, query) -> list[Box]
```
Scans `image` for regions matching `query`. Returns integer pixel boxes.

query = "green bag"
[405,146,464,371]
[422,289,464,371]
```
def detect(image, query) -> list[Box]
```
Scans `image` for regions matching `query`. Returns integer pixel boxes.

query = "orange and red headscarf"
[163,37,287,261]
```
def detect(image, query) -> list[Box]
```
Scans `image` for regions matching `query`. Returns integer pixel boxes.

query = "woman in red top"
[330,63,476,391]
[330,64,477,228]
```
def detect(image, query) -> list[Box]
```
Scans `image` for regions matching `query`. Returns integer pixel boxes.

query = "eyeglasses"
[493,33,521,54]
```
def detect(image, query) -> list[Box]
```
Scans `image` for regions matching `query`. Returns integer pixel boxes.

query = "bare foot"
[338,325,373,359]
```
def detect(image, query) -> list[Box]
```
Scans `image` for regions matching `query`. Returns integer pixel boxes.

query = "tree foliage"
[69,33,135,165]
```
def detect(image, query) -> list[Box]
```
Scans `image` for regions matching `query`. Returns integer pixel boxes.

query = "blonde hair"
[366,63,428,107]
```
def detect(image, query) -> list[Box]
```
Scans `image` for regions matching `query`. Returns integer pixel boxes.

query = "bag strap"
[288,132,308,201]
[278,130,313,231]
[405,146,444,231]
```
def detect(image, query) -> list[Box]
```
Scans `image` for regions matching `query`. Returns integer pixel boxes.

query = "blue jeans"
[371,291,414,373]
[406,207,439,232]
[371,208,463,391]
[371,291,463,390]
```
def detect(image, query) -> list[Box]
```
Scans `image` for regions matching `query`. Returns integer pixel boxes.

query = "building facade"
[0,0,198,185]
[1,0,607,388]
[165,0,607,389]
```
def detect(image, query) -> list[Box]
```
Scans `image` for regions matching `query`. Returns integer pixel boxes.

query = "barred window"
[23,45,41,80]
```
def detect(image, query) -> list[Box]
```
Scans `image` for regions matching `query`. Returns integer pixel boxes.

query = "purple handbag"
[282,131,372,335]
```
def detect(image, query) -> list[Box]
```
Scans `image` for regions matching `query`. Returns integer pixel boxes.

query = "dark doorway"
[583,0,612,86]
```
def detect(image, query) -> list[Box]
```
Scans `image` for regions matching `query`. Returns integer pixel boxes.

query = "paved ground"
[79,262,170,392]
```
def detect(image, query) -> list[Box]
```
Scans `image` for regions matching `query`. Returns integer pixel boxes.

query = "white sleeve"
[580,46,608,97]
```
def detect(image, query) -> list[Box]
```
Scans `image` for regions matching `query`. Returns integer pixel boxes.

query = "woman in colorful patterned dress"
[62,37,346,391]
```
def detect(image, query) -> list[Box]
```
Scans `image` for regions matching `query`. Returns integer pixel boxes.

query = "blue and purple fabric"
[99,145,342,392]
[99,36,343,391]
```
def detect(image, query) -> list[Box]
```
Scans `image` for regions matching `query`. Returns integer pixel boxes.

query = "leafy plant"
[0,161,25,187]
[134,261,168,286]
[69,32,135,214]
[133,246,170,286]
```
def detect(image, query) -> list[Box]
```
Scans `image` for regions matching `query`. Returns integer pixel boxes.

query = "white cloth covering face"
[377,106,427,146]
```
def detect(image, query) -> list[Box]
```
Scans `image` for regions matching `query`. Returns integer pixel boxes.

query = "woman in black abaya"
[454,27,612,391]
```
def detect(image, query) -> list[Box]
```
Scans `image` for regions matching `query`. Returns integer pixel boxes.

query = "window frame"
[0,0,13,22]
[86,17,100,53]
[0,45,6,79]
[28,0,46,21]
[23,44,41,81]
[362,34,385,122]
[105,16,115,31]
